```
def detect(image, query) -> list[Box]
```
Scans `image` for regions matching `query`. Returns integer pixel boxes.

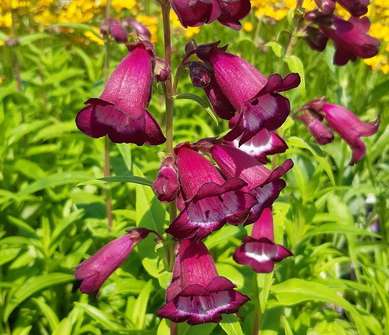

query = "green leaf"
[271,279,369,335]
[266,41,283,58]
[130,280,153,329]
[4,273,74,321]
[303,223,379,239]
[157,319,170,335]
[99,175,152,187]
[284,55,306,96]
[175,93,210,108]
[32,298,59,332]
[220,314,244,335]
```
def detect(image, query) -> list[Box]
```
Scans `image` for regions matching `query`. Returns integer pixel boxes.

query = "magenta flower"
[210,143,293,223]
[170,0,221,28]
[298,110,334,145]
[234,208,292,272]
[76,42,165,145]
[195,43,300,143]
[337,0,369,17]
[123,18,152,41]
[166,145,256,240]
[75,228,150,294]
[217,0,251,30]
[231,129,288,163]
[304,98,379,164]
[158,240,248,324]
[153,156,179,202]
[307,15,379,65]
[100,19,128,43]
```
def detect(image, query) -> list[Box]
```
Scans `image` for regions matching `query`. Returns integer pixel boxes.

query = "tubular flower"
[306,14,379,65]
[304,98,379,164]
[123,18,152,41]
[75,228,150,294]
[195,43,300,143]
[158,240,249,324]
[298,110,334,145]
[166,145,256,240]
[76,42,165,145]
[100,19,128,43]
[170,0,221,28]
[210,143,293,223]
[337,0,369,17]
[153,156,179,202]
[231,129,288,163]
[233,208,292,272]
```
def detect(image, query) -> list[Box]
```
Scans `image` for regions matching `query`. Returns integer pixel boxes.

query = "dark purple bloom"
[166,145,256,240]
[234,208,292,272]
[100,19,128,43]
[314,0,336,15]
[76,42,165,145]
[189,61,235,119]
[153,156,179,202]
[337,0,369,17]
[170,0,221,28]
[211,143,293,223]
[217,0,251,30]
[305,98,379,164]
[305,26,329,51]
[307,15,379,65]
[75,228,150,294]
[195,43,300,143]
[158,240,248,324]
[298,110,334,145]
[231,129,288,163]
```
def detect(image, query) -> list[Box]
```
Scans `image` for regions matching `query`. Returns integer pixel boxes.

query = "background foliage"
[0,1,388,335]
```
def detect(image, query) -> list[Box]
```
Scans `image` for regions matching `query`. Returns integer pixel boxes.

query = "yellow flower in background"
[171,11,200,39]
[0,11,12,28]
[251,0,316,20]
[84,27,104,46]
[243,21,254,32]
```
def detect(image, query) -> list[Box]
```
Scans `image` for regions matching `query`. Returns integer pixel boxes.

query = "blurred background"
[0,1,388,335]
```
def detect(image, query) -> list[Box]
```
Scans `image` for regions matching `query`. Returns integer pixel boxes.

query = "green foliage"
[0,2,388,335]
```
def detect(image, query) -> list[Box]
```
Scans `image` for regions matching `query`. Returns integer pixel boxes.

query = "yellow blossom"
[243,21,254,32]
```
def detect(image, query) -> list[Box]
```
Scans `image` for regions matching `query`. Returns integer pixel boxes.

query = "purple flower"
[76,42,165,145]
[210,143,293,223]
[170,0,221,28]
[307,15,379,65]
[298,110,334,145]
[337,0,369,17]
[75,228,150,294]
[231,129,288,163]
[166,145,256,240]
[234,208,292,272]
[195,43,300,143]
[155,58,170,82]
[304,98,379,164]
[123,18,152,41]
[153,156,179,202]
[158,240,248,324]
[217,0,251,30]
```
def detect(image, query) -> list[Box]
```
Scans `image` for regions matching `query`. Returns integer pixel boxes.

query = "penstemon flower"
[158,239,249,324]
[300,98,379,164]
[234,207,292,272]
[76,42,166,145]
[298,109,334,145]
[166,144,256,240]
[191,42,300,143]
[75,228,150,294]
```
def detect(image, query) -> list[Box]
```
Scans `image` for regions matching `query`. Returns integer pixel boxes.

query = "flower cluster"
[305,0,379,65]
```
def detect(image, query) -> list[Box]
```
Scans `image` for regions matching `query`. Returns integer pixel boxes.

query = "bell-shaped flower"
[75,228,150,294]
[210,144,293,223]
[158,240,248,324]
[76,42,165,145]
[217,0,251,30]
[171,0,221,28]
[153,156,179,202]
[234,208,292,272]
[231,129,288,163]
[305,98,379,164]
[195,43,300,143]
[166,145,256,240]
[337,0,369,17]
[298,110,334,145]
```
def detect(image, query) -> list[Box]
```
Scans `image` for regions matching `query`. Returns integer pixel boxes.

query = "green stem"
[160,2,177,334]
[103,0,113,230]
[284,0,305,57]
[252,276,260,335]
